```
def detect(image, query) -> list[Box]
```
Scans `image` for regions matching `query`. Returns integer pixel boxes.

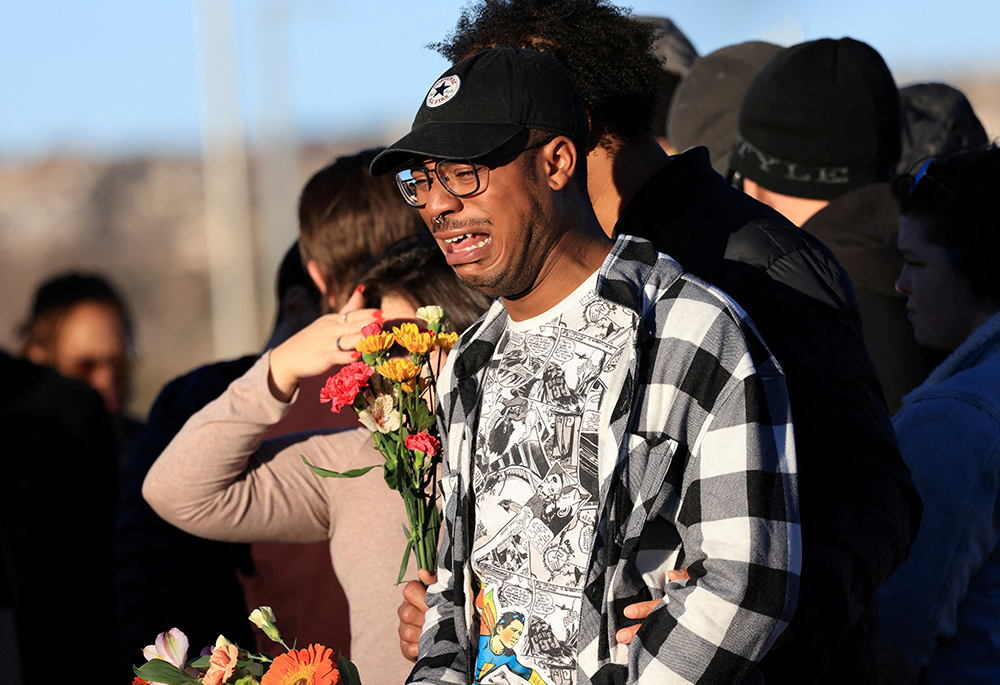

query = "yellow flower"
[377,358,422,386]
[436,331,459,353]
[393,322,438,355]
[356,330,395,355]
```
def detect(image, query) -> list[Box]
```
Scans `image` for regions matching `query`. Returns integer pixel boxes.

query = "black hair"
[356,233,493,333]
[19,272,133,356]
[432,0,664,145]
[894,143,1000,306]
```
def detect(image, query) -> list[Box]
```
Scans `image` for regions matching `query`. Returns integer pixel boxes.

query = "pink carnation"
[405,432,441,457]
[361,320,383,337]
[320,362,374,413]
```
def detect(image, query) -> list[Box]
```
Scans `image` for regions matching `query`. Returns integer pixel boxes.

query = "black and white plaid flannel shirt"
[409,236,801,684]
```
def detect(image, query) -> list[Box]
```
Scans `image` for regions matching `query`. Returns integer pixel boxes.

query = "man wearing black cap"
[371,45,801,685]
[396,4,921,684]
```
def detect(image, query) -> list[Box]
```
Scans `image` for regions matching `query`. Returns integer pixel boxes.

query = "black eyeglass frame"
[394,139,554,208]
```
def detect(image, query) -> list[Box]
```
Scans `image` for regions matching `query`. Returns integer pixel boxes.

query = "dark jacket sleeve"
[115,358,258,680]
[729,236,922,672]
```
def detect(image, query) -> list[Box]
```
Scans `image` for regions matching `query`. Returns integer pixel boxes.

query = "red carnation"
[405,432,441,457]
[320,362,374,413]
[361,320,383,337]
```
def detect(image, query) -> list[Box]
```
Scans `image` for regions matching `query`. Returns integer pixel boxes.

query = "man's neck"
[502,211,612,323]
[587,133,671,237]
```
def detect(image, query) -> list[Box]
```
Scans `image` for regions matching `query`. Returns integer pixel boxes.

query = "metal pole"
[194,0,260,358]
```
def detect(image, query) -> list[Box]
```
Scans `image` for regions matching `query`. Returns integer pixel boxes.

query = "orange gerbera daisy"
[261,644,339,685]
[393,322,438,355]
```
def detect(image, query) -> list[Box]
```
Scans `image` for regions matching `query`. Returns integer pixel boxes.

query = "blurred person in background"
[667,40,782,179]
[143,234,492,684]
[730,37,942,413]
[878,144,1000,683]
[18,271,143,465]
[2,351,118,685]
[897,81,989,176]
[395,4,918,682]
[114,241,321,682]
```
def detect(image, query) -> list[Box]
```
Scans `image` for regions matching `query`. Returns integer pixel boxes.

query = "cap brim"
[369,122,524,176]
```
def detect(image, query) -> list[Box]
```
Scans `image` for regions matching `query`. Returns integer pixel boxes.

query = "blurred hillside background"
[2,0,999,418]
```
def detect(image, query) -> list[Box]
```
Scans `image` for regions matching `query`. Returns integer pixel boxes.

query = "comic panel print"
[474,572,584,685]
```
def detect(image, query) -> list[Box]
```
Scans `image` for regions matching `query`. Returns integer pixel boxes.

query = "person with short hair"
[371,45,800,685]
[878,144,1000,683]
[398,5,920,682]
[298,148,425,313]
[20,271,135,418]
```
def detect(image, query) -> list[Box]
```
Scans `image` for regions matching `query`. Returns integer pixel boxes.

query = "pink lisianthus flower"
[361,320,383,337]
[405,432,441,457]
[357,391,401,433]
[202,642,240,685]
[319,362,374,413]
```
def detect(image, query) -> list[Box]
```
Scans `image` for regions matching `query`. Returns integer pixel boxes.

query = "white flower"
[416,305,447,332]
[358,391,401,433]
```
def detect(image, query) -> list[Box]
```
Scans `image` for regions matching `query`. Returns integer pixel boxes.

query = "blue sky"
[2,0,998,161]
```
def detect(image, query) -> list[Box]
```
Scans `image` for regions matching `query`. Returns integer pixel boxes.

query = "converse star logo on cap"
[425,75,461,109]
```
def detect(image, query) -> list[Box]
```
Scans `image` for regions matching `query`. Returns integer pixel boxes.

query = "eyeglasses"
[394,140,552,208]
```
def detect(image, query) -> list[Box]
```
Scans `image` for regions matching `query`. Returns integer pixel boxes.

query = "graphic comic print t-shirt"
[471,271,635,685]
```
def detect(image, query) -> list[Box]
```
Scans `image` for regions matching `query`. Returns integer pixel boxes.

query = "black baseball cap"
[369,46,590,177]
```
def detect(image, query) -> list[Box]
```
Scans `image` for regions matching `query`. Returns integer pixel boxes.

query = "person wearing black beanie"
[733,36,942,415]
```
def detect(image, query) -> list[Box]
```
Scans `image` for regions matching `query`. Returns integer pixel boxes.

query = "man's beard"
[457,191,552,300]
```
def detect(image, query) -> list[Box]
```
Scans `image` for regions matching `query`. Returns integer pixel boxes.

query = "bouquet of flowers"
[304,306,456,583]
[131,606,361,685]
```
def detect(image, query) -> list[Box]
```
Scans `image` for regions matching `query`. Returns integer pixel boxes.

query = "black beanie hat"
[668,41,783,177]
[730,37,902,201]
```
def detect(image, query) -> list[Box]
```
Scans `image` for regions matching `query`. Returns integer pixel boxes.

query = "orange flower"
[356,330,395,355]
[376,358,422,385]
[393,322,438,355]
[261,644,339,685]
[132,678,149,685]
[202,643,239,685]
[436,331,459,353]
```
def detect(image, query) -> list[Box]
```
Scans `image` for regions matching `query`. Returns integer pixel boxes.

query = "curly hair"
[894,143,1000,306]
[431,0,664,145]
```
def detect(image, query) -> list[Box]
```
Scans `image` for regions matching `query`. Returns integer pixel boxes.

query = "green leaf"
[397,538,414,584]
[232,676,262,685]
[188,654,211,668]
[134,660,201,685]
[338,652,364,685]
[302,455,381,478]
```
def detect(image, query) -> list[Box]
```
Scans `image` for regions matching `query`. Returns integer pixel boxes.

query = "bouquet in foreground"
[132,606,361,685]
[305,305,456,582]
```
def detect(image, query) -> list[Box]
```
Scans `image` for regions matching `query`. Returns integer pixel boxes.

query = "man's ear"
[542,136,578,191]
[305,259,338,312]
